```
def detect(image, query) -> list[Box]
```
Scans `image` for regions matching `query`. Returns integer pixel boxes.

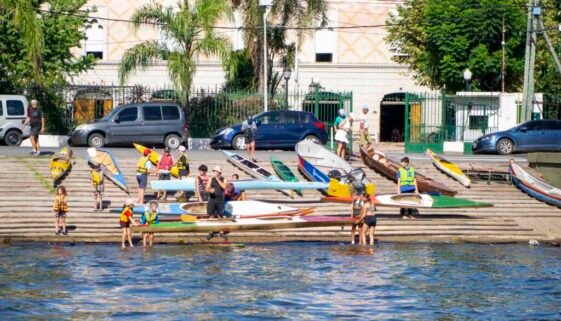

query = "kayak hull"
[223,150,278,180]
[49,147,72,184]
[322,194,493,208]
[132,215,355,233]
[427,149,470,187]
[509,160,561,208]
[150,178,328,191]
[134,143,180,178]
[87,148,128,192]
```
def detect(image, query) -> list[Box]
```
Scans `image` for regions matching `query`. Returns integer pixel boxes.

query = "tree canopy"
[386,0,528,92]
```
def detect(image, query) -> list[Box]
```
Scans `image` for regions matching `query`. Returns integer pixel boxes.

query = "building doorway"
[379,93,408,142]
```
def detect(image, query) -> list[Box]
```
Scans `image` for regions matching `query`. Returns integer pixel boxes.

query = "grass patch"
[19,157,56,195]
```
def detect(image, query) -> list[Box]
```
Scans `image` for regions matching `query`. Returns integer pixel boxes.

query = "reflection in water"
[0,243,560,320]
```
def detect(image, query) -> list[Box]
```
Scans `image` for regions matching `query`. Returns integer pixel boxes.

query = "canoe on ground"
[426,149,470,187]
[224,150,279,180]
[509,159,561,208]
[270,156,301,194]
[132,215,355,233]
[87,148,128,192]
[359,147,457,196]
[296,140,375,197]
[182,200,315,218]
[49,147,73,185]
[321,194,493,208]
[133,143,180,178]
[150,178,329,191]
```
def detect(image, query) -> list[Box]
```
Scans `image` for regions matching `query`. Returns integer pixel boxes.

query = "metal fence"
[543,95,561,120]
[35,84,353,138]
[405,92,500,150]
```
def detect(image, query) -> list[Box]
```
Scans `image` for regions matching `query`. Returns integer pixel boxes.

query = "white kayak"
[150,178,328,191]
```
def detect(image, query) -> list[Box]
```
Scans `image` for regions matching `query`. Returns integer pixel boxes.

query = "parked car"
[70,102,188,148]
[0,95,30,146]
[210,110,328,150]
[472,120,561,154]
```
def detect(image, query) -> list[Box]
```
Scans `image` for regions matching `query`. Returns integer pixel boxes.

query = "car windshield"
[100,108,120,121]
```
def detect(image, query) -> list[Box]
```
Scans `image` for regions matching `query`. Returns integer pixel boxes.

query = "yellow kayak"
[49,147,72,185]
[426,148,470,187]
[327,179,376,198]
[133,143,179,178]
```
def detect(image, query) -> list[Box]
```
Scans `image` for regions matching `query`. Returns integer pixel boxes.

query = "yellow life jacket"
[177,154,189,170]
[120,208,132,223]
[143,211,158,225]
[53,195,68,212]
[91,170,102,185]
[399,167,415,187]
[137,156,149,174]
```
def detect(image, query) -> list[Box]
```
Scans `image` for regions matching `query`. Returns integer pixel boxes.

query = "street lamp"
[283,66,291,108]
[260,0,273,112]
[463,68,472,91]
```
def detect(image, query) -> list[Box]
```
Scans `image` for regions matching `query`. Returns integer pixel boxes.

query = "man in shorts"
[22,99,45,156]
[241,115,257,162]
[358,105,372,149]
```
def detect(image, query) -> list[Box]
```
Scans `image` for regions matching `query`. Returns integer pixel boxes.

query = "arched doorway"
[379,92,409,142]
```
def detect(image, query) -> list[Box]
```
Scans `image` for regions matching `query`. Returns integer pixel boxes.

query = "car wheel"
[303,135,320,144]
[165,134,181,149]
[496,138,514,155]
[4,130,22,146]
[232,134,246,150]
[88,133,105,148]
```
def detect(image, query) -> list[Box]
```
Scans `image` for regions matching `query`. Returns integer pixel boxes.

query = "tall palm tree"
[231,0,328,91]
[118,0,233,103]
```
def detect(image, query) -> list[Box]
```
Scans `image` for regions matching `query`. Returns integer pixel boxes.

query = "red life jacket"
[158,155,173,170]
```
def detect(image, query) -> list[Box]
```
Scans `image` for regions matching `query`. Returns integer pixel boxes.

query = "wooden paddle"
[180,214,198,223]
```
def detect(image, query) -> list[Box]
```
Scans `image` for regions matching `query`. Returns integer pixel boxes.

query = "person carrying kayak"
[136,149,154,204]
[91,163,104,212]
[156,147,174,200]
[120,199,138,248]
[141,200,160,247]
[397,157,419,219]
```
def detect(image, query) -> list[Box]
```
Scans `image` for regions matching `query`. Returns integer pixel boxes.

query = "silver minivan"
[0,95,30,146]
[69,102,188,148]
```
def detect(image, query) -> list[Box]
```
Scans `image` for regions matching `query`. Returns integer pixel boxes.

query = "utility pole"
[501,17,506,93]
[260,0,272,112]
[521,0,538,122]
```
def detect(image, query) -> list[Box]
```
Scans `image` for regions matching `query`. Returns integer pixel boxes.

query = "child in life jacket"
[176,145,190,200]
[91,164,104,212]
[156,147,174,200]
[120,199,138,248]
[141,200,160,247]
[52,186,68,235]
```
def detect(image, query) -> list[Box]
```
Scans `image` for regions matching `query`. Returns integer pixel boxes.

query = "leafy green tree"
[386,0,527,92]
[231,0,328,92]
[118,0,233,104]
[223,49,255,91]
[0,0,94,90]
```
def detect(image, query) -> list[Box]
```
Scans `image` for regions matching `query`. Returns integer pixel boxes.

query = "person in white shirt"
[359,105,372,148]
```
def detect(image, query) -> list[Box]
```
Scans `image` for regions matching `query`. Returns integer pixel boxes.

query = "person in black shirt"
[21,100,45,156]
[205,165,228,240]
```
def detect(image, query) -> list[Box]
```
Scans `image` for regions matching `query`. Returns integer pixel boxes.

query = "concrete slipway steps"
[1,148,561,244]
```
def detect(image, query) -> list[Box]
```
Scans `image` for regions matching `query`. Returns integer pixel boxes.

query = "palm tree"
[231,0,328,91]
[118,0,233,103]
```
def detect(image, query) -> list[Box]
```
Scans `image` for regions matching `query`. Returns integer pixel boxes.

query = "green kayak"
[270,156,301,195]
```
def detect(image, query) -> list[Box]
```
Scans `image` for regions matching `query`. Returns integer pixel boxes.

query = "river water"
[0,242,560,320]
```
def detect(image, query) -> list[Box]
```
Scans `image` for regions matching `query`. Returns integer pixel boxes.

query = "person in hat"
[358,105,372,149]
[205,165,228,240]
[141,200,160,247]
[136,149,154,204]
[120,199,138,248]
[176,145,190,199]
[156,147,174,200]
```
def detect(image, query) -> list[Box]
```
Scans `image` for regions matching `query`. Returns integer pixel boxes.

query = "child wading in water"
[52,186,68,235]
[91,164,104,211]
[141,200,160,247]
[120,199,138,248]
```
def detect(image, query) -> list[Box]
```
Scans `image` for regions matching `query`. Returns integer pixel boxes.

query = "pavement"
[0,145,528,164]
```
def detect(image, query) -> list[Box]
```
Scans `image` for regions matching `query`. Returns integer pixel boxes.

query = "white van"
[0,95,30,145]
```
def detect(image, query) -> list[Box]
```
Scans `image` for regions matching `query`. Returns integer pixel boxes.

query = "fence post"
[404,93,410,144]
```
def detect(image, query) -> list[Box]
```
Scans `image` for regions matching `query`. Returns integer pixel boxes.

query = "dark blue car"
[210,110,328,150]
[472,120,561,154]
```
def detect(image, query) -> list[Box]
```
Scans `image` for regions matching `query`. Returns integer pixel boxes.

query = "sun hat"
[178,145,186,152]
[125,199,135,206]
[212,165,223,173]
[362,105,369,110]
[149,200,158,205]
[143,149,151,156]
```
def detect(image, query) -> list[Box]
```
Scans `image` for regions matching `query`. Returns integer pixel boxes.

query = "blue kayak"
[150,178,329,191]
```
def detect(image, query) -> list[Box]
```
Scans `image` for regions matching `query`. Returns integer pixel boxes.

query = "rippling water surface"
[0,242,560,320]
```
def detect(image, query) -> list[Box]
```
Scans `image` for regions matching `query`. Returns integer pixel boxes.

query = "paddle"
[180,214,198,223]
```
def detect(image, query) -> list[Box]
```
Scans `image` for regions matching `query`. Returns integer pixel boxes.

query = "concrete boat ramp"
[1,147,561,245]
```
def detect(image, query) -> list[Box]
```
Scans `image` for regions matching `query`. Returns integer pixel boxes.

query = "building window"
[86,51,103,59]
[469,115,489,130]
[315,28,335,63]
[84,7,107,60]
